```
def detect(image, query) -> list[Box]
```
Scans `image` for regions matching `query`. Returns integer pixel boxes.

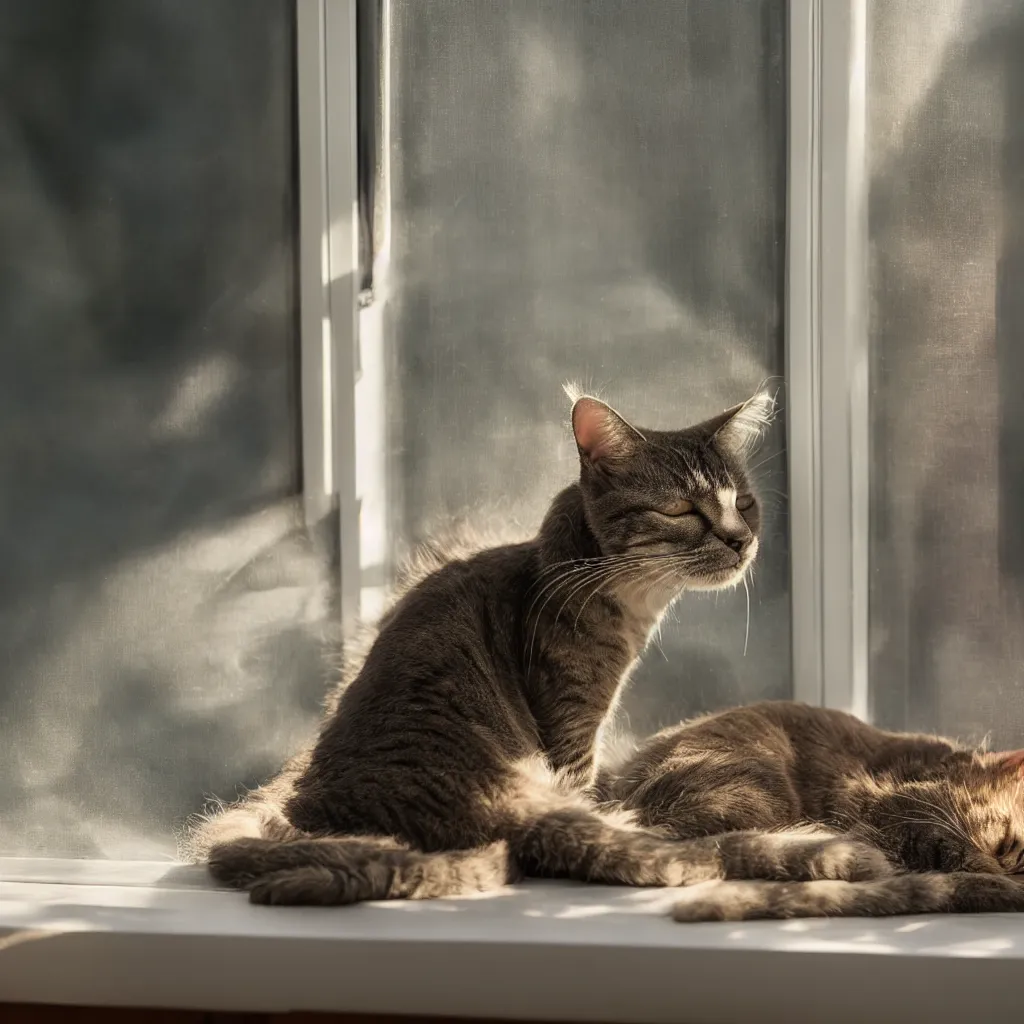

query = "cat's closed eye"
[736,494,755,512]
[995,826,1014,860]
[993,824,1024,871]
[658,499,695,517]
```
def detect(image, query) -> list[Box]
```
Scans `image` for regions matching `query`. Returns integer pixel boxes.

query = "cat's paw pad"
[807,837,893,882]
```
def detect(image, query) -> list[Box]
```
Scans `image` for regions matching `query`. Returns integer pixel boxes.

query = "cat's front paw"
[671,879,859,922]
[671,880,780,922]
[803,836,893,882]
[715,829,893,882]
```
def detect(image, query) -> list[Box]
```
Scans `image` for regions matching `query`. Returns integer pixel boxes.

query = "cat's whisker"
[879,805,975,851]
[572,563,652,631]
[536,551,708,623]
[742,575,751,658]
[526,556,655,632]
[526,564,615,675]
[555,561,652,633]
[526,555,665,668]
[747,447,787,473]
[535,549,687,577]
[651,628,669,661]
[532,553,632,580]
[899,790,974,844]
[880,817,975,854]
[640,561,688,604]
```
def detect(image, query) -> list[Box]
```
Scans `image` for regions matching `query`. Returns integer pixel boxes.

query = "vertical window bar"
[325,0,362,634]
[787,0,869,715]
[354,0,391,622]
[356,0,383,299]
[298,0,362,632]
[296,0,333,527]
[786,0,824,707]
[820,0,869,717]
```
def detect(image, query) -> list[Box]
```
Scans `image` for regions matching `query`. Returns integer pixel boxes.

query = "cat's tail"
[178,749,315,863]
[208,835,516,904]
[670,871,1024,922]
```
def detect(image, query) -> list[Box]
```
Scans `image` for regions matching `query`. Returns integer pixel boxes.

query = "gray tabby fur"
[191,389,892,905]
[605,701,1024,920]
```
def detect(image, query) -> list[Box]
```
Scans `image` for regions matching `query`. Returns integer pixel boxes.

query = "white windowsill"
[3,862,1024,1022]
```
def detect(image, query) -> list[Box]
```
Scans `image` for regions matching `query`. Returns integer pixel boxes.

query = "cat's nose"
[715,509,752,554]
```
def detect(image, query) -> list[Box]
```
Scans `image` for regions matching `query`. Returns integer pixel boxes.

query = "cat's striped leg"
[507,760,892,887]
[505,800,892,887]
[671,871,1024,921]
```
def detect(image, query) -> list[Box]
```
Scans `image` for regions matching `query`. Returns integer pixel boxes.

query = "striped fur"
[602,701,1024,921]
[192,391,890,905]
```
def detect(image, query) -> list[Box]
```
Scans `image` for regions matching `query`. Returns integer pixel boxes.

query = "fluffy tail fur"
[671,871,1024,922]
[210,835,517,905]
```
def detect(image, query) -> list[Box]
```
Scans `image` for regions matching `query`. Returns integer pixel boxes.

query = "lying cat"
[606,700,1024,920]
[197,388,892,905]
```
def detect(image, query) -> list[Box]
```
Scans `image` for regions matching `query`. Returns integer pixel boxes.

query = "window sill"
[3,865,1024,1022]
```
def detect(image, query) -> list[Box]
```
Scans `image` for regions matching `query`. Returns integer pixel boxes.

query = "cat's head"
[566,386,774,592]
[968,751,1024,874]
[888,750,1024,874]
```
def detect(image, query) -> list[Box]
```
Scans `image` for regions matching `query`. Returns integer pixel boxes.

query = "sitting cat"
[605,700,1024,920]
[197,387,891,905]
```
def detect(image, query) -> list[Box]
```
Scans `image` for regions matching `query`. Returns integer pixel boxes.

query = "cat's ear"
[994,750,1024,775]
[703,391,777,459]
[564,386,642,468]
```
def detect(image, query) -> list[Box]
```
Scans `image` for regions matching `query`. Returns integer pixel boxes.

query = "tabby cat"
[194,388,892,905]
[606,701,1024,920]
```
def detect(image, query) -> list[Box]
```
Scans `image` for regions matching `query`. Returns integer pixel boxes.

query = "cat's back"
[289,537,545,841]
[750,701,960,775]
[318,538,542,751]
[608,703,805,833]
[370,538,538,663]
[753,702,879,755]
[611,703,797,796]
[613,702,873,800]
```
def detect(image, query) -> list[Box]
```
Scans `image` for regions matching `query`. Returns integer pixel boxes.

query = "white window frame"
[4,2,1024,1019]
[299,0,362,633]
[787,0,869,718]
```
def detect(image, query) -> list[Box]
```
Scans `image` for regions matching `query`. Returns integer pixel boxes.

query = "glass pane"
[868,1,1024,741]
[382,0,789,739]
[0,1,328,858]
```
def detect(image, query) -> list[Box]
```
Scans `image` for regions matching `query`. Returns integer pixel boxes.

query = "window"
[382,0,790,738]
[866,0,1024,742]
[4,0,1024,1019]
[0,0,323,861]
